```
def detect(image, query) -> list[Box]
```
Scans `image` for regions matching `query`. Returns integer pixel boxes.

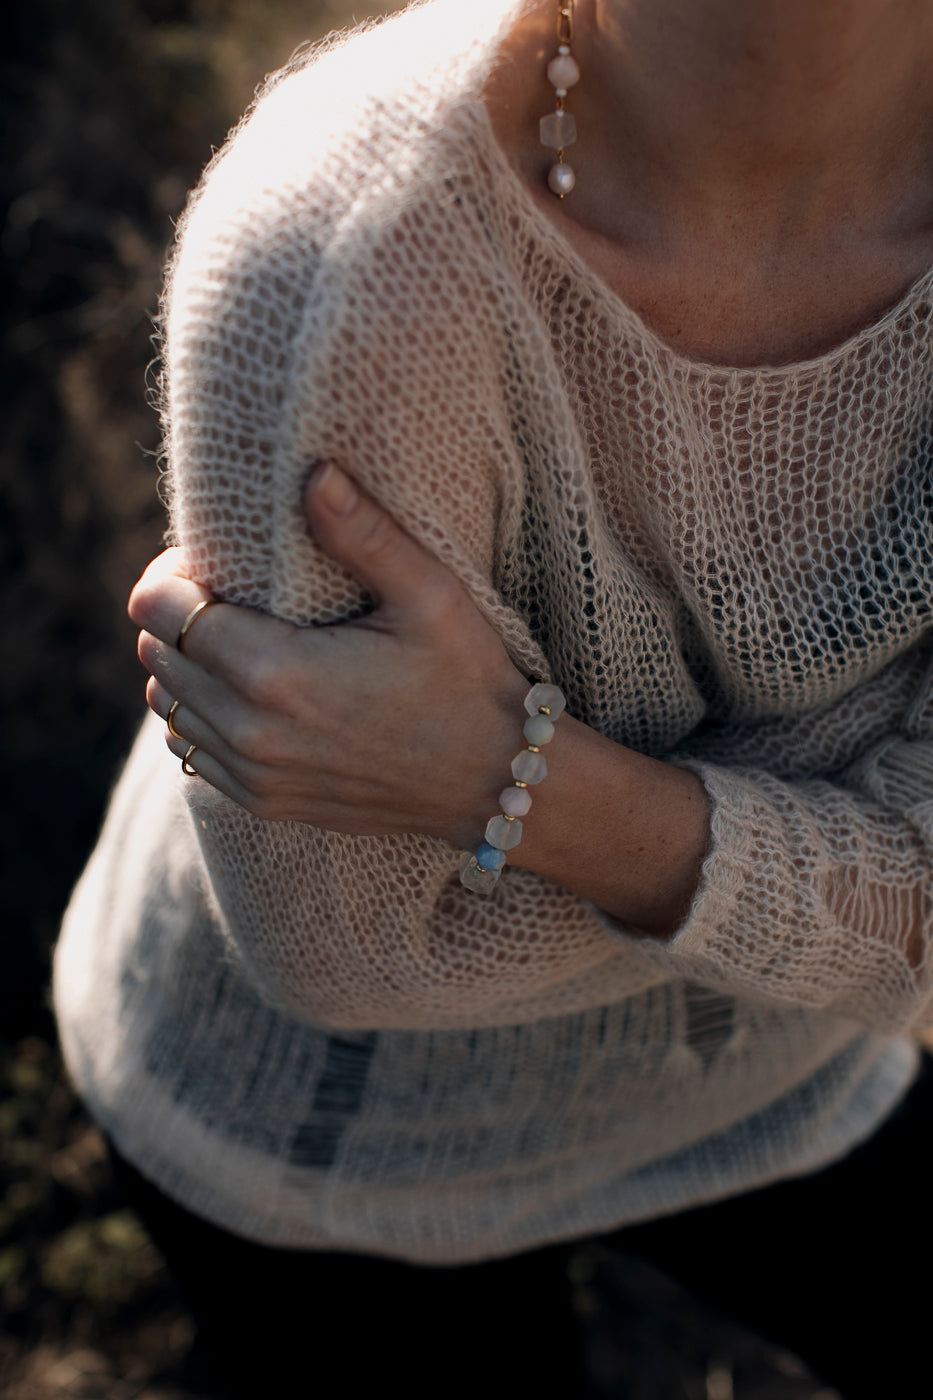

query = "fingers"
[132,462,459,663]
[148,676,225,754]
[131,466,498,835]
[129,548,222,654]
[132,549,327,818]
[165,731,260,815]
[304,462,462,622]
[147,674,291,817]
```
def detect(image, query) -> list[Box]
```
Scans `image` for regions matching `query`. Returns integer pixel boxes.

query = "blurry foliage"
[0,1036,175,1385]
[0,0,398,1030]
[40,1213,161,1309]
[1,3,395,1393]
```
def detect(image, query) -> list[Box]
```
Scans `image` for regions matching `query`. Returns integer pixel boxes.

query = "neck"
[579,0,933,229]
[484,0,933,363]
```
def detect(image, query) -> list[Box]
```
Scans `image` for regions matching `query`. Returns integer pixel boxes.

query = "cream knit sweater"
[55,0,933,1260]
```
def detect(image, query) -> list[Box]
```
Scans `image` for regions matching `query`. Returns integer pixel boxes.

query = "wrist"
[457,683,710,935]
[459,681,569,892]
[511,718,710,936]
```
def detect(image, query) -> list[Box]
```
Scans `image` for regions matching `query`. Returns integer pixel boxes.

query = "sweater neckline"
[465,97,933,384]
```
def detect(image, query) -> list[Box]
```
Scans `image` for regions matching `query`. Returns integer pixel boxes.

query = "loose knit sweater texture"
[56,0,933,1261]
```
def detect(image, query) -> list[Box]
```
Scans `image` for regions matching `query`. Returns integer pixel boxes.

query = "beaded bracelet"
[459,682,567,894]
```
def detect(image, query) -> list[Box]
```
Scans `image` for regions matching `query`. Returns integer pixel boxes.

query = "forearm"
[503,714,711,936]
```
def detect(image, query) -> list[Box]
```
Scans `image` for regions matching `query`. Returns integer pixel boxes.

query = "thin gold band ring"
[167,700,184,740]
[181,744,199,776]
[177,599,219,654]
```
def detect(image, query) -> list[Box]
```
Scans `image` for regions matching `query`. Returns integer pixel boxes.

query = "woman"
[57,0,933,1394]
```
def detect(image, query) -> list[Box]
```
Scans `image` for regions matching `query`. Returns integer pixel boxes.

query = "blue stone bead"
[475,842,507,871]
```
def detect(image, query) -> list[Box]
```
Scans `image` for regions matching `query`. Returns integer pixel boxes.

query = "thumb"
[304,461,450,618]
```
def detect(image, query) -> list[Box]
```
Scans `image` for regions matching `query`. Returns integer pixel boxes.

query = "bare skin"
[486,0,933,365]
[131,0,933,937]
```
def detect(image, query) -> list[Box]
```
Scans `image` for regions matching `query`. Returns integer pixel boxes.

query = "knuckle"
[228,715,275,766]
[249,666,288,712]
[232,651,274,706]
[419,574,469,633]
[233,640,296,712]
[357,507,402,569]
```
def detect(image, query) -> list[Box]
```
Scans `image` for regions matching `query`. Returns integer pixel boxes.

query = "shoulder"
[168,0,506,286]
[161,0,536,441]
[162,0,525,394]
[161,3,537,599]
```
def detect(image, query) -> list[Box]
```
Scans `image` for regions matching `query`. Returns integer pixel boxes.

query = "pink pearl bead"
[547,53,580,90]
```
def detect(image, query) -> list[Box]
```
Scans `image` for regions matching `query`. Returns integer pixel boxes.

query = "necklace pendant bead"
[547,53,580,89]
[541,0,579,198]
[548,163,576,197]
[539,110,577,150]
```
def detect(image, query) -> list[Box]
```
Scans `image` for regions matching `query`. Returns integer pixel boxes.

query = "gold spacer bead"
[527,745,541,754]
[503,813,516,822]
[538,705,551,715]
[514,781,528,789]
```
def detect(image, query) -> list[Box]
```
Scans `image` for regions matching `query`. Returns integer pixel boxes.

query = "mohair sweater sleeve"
[159,32,660,1032]
[651,643,933,1032]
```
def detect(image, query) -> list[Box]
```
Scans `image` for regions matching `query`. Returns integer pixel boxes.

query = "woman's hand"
[129,463,529,849]
[131,460,710,932]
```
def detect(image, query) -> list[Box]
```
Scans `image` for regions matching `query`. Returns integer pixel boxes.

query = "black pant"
[110,1053,933,1399]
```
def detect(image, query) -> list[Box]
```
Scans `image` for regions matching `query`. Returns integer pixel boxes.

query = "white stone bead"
[499,785,532,817]
[523,713,555,746]
[558,44,570,55]
[547,163,576,197]
[539,110,577,150]
[548,53,580,89]
[486,814,524,850]
[524,683,567,720]
[512,749,547,785]
[459,851,500,894]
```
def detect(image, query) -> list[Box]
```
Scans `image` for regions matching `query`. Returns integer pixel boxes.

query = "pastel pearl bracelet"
[459,682,567,894]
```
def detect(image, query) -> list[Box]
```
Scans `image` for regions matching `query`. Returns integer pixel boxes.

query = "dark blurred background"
[0,2,841,1395]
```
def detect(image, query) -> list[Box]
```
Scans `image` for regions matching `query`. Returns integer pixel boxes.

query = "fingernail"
[309,461,359,516]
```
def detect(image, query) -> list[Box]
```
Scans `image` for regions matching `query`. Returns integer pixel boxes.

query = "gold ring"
[181,744,199,776]
[167,700,184,740]
[177,599,218,654]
